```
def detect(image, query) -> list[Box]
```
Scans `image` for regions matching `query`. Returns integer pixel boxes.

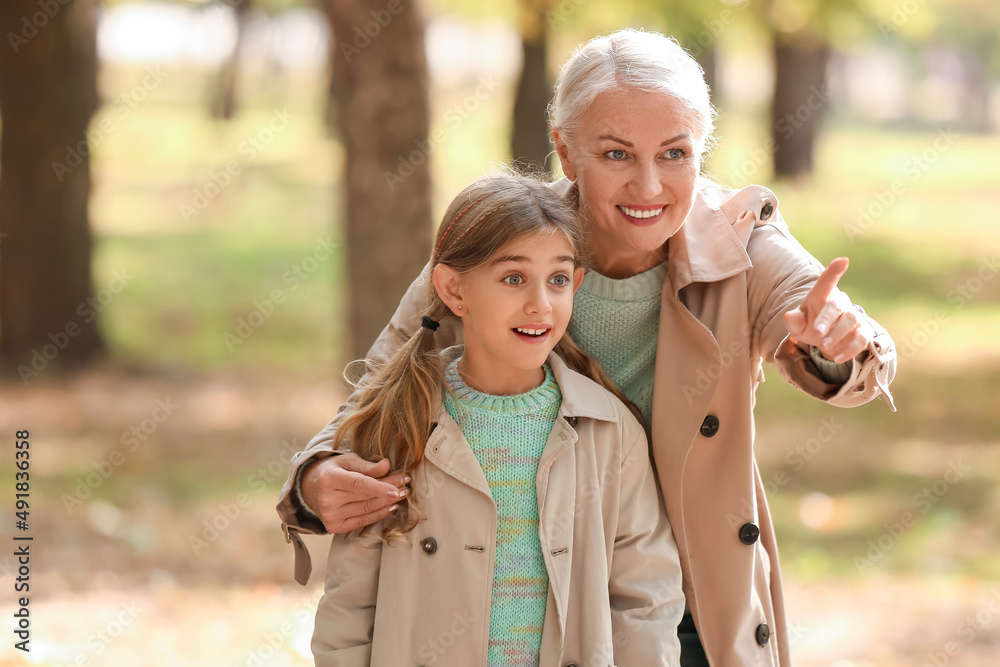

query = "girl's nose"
[525,286,552,314]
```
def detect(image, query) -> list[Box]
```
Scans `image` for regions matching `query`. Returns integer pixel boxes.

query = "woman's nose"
[630,160,663,200]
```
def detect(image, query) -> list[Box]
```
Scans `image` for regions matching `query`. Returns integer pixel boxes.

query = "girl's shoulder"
[546,353,646,443]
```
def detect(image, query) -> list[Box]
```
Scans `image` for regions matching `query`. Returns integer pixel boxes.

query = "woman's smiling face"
[554,88,702,278]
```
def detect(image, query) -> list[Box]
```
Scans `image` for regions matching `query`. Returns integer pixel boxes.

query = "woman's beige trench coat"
[312,350,686,667]
[277,178,897,667]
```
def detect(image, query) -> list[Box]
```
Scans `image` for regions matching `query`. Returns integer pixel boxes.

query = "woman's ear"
[432,263,465,316]
[552,127,577,181]
[571,266,585,294]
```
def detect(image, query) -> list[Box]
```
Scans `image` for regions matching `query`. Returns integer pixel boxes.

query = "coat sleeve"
[311,532,383,667]
[609,417,685,667]
[745,206,896,411]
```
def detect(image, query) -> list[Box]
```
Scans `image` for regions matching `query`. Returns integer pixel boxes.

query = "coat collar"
[553,176,779,295]
[432,346,619,424]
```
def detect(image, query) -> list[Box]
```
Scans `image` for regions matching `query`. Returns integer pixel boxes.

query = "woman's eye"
[503,275,523,286]
[665,148,686,159]
[605,149,627,161]
[549,274,569,287]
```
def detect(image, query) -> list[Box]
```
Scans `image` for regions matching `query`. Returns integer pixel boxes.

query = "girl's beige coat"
[311,351,685,667]
[278,179,897,667]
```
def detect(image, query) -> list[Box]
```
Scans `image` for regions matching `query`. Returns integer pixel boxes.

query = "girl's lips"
[512,326,551,343]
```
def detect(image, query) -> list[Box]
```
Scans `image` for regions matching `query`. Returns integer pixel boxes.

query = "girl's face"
[554,87,701,278]
[433,230,584,395]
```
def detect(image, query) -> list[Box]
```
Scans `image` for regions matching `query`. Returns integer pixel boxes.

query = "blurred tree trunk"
[771,33,830,178]
[695,46,718,104]
[0,0,104,375]
[321,0,432,359]
[511,0,551,173]
[212,0,254,120]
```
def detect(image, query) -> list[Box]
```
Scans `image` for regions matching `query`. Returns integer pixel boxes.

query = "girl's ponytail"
[333,300,453,539]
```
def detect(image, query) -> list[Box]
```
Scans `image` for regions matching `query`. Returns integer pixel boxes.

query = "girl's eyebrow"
[490,255,576,266]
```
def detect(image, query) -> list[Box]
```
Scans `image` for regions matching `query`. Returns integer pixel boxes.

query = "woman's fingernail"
[815,323,827,335]
[403,475,412,484]
[834,354,849,363]
[821,337,832,347]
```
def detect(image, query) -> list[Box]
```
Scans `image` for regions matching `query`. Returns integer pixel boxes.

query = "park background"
[0,0,999,664]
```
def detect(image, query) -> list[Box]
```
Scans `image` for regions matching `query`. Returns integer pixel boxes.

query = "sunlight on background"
[1,0,999,665]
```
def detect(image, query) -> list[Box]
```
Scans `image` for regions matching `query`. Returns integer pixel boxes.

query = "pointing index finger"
[805,257,849,312]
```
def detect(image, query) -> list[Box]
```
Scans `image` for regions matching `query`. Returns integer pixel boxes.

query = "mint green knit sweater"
[570,262,668,424]
[443,360,560,667]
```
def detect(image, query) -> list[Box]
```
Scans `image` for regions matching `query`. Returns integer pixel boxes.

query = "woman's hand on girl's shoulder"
[301,454,410,533]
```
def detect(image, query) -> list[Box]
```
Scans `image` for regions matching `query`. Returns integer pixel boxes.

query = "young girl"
[310,174,684,666]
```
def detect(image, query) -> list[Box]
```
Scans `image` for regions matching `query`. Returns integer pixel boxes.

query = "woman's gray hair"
[549,29,717,158]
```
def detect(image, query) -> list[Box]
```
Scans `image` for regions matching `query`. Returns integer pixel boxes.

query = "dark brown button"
[760,202,774,221]
[566,416,578,428]
[700,415,720,437]
[756,622,770,646]
[739,523,760,545]
[420,537,437,555]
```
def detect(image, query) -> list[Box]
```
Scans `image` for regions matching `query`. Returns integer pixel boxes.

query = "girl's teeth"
[516,328,545,336]
[619,206,663,219]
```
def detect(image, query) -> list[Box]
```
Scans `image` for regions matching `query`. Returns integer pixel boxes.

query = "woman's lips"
[617,205,665,226]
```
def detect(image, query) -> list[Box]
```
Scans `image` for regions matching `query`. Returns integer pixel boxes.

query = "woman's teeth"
[619,206,663,219]
[515,328,546,336]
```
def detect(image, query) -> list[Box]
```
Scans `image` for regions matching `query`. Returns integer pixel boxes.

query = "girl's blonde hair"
[334,173,638,539]
[549,29,717,158]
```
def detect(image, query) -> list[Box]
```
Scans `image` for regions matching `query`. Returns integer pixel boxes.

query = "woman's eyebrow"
[596,133,690,146]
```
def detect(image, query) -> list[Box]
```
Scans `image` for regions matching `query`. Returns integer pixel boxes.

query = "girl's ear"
[432,263,465,316]
[572,266,585,294]
[553,127,577,182]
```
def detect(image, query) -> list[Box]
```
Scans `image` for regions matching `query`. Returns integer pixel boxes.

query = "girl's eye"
[665,148,686,159]
[503,274,523,286]
[605,149,627,161]
[549,274,570,287]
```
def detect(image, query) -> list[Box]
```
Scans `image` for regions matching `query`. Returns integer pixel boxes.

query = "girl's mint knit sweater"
[443,360,561,667]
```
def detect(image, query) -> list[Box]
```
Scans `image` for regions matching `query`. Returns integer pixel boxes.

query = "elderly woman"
[278,29,895,667]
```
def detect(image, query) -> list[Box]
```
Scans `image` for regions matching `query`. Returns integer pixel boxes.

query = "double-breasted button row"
[739,522,760,545]
[756,622,770,646]
[700,415,720,437]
